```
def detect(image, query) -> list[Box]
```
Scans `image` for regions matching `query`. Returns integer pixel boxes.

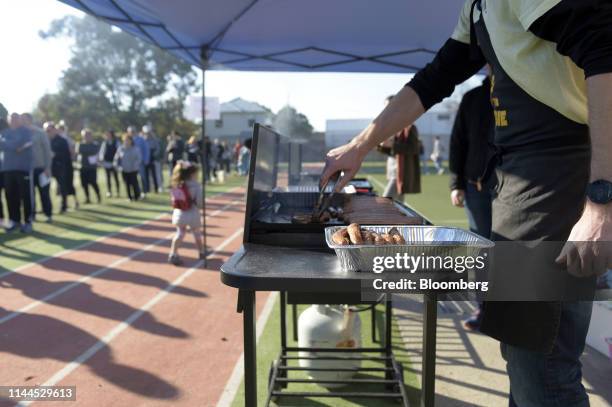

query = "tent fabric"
[58,0,465,73]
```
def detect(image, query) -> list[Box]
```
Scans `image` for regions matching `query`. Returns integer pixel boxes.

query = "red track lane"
[0,188,269,407]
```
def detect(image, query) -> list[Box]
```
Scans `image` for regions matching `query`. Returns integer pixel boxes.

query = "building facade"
[204,97,273,142]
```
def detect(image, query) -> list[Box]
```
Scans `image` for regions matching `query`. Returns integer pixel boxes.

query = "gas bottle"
[297,305,361,387]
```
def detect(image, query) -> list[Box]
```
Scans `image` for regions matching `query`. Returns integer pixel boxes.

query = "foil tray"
[325,225,495,272]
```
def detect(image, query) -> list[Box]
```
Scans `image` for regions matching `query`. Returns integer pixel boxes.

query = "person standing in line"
[378,95,422,201]
[186,135,200,163]
[76,129,101,204]
[128,126,150,197]
[233,140,241,173]
[114,134,142,202]
[45,122,71,213]
[430,135,445,175]
[57,121,79,209]
[237,138,252,176]
[21,113,53,223]
[142,125,160,193]
[0,117,9,228]
[0,113,34,233]
[221,140,232,173]
[448,72,495,331]
[99,130,120,197]
[165,131,184,179]
[168,161,204,266]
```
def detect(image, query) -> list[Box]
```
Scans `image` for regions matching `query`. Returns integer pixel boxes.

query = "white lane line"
[0,187,243,280]
[16,226,245,407]
[217,291,278,407]
[0,199,243,326]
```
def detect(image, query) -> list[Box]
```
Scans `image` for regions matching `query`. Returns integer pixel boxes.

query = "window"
[215,119,223,128]
[437,114,451,121]
[248,119,256,127]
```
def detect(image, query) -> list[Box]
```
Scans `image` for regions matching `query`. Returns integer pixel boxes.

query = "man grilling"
[321,1,612,406]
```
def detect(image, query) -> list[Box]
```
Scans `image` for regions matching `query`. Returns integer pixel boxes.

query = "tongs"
[313,171,341,219]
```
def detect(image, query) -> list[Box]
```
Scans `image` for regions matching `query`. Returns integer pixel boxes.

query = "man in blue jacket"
[0,113,34,233]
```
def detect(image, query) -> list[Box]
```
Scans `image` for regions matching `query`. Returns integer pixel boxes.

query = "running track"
[0,188,269,406]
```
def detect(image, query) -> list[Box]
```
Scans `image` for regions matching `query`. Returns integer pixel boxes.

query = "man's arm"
[557,73,612,277]
[322,39,485,188]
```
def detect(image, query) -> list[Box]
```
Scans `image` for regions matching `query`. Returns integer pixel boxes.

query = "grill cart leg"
[384,296,394,386]
[371,305,377,343]
[292,304,298,341]
[238,289,257,407]
[421,293,437,407]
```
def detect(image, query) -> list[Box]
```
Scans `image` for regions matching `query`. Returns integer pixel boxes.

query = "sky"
[1,0,480,132]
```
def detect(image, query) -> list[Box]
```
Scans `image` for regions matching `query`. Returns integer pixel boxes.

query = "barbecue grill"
[221,124,439,407]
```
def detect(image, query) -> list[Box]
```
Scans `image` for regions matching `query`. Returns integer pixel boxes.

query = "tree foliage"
[35,15,198,138]
[273,105,313,140]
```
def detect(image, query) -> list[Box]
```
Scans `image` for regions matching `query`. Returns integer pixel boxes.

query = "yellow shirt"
[451,0,588,124]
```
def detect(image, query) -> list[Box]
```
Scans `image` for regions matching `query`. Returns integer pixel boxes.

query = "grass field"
[0,168,247,272]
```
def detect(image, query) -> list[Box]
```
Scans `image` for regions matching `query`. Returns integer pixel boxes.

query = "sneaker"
[45,217,53,224]
[106,192,112,198]
[5,222,19,233]
[20,223,33,233]
[463,311,482,331]
[168,254,183,266]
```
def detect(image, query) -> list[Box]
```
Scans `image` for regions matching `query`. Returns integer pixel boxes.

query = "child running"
[168,160,204,265]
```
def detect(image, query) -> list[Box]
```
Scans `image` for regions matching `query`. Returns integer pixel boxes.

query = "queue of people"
[0,112,252,234]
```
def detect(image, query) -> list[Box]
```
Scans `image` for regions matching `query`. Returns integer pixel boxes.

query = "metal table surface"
[221,243,438,407]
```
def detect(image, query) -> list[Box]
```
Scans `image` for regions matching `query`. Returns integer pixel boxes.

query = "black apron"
[472,1,591,352]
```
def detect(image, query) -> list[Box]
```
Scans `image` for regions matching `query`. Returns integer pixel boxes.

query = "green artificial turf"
[231,299,420,407]
[0,169,247,272]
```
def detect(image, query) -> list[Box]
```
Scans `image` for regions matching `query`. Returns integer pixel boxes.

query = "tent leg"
[200,47,208,267]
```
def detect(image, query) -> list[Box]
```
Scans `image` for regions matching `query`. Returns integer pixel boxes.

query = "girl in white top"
[168,161,204,266]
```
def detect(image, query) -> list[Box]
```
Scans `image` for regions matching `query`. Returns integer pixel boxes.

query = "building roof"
[221,98,270,114]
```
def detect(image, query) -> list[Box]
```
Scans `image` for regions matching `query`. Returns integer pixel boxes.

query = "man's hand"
[321,141,369,192]
[556,201,612,277]
[450,189,465,207]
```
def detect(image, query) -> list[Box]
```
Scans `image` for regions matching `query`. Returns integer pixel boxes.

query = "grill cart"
[221,124,440,407]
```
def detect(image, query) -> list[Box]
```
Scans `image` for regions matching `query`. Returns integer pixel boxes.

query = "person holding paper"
[21,113,52,223]
[76,129,101,204]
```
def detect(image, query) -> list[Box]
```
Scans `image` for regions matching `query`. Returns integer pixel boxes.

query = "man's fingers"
[555,243,569,265]
[578,244,594,277]
[334,169,354,192]
[565,246,582,277]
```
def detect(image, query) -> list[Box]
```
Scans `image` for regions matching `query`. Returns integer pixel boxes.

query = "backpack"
[170,183,192,210]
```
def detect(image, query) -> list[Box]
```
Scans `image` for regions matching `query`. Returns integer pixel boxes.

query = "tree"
[35,15,198,137]
[273,105,313,139]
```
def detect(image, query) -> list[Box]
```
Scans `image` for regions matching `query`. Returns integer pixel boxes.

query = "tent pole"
[200,46,208,267]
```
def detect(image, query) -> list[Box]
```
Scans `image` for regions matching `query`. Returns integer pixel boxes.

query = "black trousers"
[145,161,159,192]
[104,166,120,195]
[32,168,52,218]
[80,168,100,202]
[122,171,140,201]
[4,170,32,224]
[54,171,69,212]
